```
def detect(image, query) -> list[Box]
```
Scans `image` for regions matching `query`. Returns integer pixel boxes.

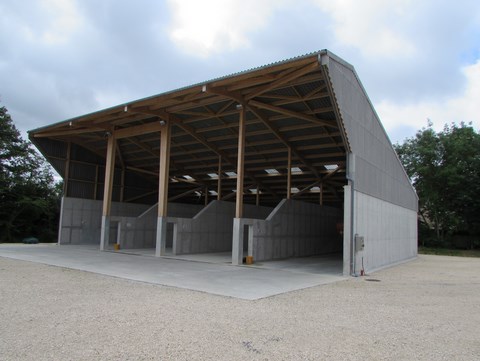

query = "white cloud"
[376,59,480,136]
[39,0,83,45]
[312,0,416,57]
[167,0,285,57]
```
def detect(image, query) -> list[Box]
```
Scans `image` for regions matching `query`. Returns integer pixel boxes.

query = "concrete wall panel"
[171,200,273,255]
[353,190,417,273]
[250,199,343,262]
[327,56,418,212]
[58,197,204,248]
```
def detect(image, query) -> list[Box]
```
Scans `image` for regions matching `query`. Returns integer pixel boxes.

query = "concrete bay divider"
[59,197,342,263]
[235,199,343,262]
[169,200,273,255]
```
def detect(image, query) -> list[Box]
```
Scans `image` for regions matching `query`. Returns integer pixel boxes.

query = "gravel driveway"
[1,254,479,360]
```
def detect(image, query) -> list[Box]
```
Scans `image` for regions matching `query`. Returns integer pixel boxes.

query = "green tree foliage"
[0,105,61,242]
[394,122,480,248]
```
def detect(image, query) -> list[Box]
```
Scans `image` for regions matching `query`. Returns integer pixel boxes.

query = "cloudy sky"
[1,0,479,144]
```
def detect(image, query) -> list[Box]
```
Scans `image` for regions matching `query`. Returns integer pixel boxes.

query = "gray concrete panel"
[353,190,417,273]
[169,201,273,255]
[327,56,417,212]
[250,200,343,262]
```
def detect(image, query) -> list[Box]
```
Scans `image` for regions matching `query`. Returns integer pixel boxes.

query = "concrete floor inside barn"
[0,243,345,300]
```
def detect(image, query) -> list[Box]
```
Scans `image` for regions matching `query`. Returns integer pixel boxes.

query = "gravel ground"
[1,254,479,361]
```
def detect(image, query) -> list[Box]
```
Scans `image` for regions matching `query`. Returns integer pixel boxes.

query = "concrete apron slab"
[0,244,346,300]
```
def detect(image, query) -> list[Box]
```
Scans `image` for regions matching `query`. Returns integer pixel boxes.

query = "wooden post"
[102,135,116,217]
[156,121,171,257]
[63,142,71,197]
[217,155,222,200]
[287,146,292,200]
[232,105,246,265]
[235,106,246,218]
[100,133,116,251]
[158,123,171,218]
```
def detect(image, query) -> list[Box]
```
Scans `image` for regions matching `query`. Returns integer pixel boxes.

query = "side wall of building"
[343,187,418,273]
[326,55,418,212]
[326,54,418,273]
[251,199,343,262]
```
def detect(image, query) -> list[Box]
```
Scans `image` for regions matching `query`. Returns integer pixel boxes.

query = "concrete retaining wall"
[343,187,417,274]
[58,197,202,248]
[172,200,273,255]
[250,199,343,262]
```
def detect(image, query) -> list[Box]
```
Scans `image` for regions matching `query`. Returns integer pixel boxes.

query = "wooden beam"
[292,180,322,198]
[221,183,255,201]
[235,106,246,218]
[63,142,71,196]
[175,121,222,157]
[168,186,202,202]
[127,137,188,175]
[292,167,343,198]
[158,122,171,217]
[245,62,319,100]
[102,134,116,216]
[171,176,202,186]
[115,121,163,139]
[130,107,280,200]
[209,55,318,90]
[202,85,244,103]
[126,190,158,203]
[248,100,337,128]
[33,127,106,138]
[115,142,125,168]
[126,166,158,177]
[247,105,321,178]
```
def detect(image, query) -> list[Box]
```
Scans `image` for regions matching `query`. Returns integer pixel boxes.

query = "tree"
[0,105,61,242]
[394,122,480,247]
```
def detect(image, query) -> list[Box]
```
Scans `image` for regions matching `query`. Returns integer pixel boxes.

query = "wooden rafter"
[168,186,203,202]
[245,61,319,100]
[248,105,320,178]
[31,53,348,206]
[33,126,107,138]
[248,100,337,128]
[127,108,281,200]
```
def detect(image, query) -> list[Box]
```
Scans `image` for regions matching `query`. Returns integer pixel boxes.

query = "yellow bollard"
[246,256,254,265]
[113,244,120,251]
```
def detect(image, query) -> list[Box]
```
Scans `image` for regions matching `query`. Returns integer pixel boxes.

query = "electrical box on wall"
[355,234,365,252]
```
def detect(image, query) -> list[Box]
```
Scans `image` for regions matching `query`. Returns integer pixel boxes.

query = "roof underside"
[30,52,348,207]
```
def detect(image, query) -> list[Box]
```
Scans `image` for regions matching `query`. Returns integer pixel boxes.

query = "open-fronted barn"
[29,50,417,275]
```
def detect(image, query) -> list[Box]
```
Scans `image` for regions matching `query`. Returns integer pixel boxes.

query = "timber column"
[100,133,116,251]
[155,121,171,257]
[232,105,246,265]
